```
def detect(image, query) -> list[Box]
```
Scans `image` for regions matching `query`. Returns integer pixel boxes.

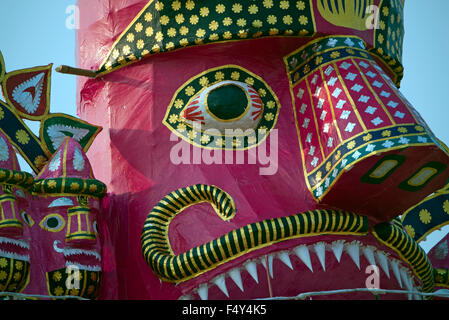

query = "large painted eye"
[39,214,66,232]
[164,65,280,150]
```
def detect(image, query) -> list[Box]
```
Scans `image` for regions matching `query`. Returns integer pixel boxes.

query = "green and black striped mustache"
[141,184,369,283]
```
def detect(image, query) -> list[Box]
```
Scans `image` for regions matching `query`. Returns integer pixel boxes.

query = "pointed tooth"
[331,240,345,263]
[197,283,208,300]
[212,274,229,298]
[390,259,403,288]
[345,241,360,270]
[244,260,259,284]
[278,251,293,270]
[293,245,313,272]
[229,268,244,292]
[362,246,376,267]
[261,254,274,279]
[375,251,390,279]
[313,242,326,271]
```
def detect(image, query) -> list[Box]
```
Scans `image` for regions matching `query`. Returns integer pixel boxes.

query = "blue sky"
[0,1,448,250]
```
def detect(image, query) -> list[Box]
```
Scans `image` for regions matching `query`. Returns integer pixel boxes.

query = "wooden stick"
[55,65,98,78]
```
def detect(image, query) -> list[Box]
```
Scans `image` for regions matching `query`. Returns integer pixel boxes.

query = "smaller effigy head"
[31,137,107,299]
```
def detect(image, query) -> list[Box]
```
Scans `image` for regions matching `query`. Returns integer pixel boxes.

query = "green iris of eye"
[206,84,248,120]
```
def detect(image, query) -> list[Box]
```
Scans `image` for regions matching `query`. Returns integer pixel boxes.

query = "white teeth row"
[65,261,101,272]
[180,240,421,300]
[0,237,30,249]
[0,249,30,262]
[63,247,102,261]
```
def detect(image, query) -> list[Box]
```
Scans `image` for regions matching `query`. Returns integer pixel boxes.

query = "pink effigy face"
[26,194,101,299]
[76,0,449,300]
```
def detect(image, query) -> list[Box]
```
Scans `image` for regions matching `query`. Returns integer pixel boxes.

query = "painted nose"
[0,193,23,237]
[66,206,97,246]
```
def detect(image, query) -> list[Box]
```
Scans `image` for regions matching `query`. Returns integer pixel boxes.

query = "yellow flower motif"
[252,20,263,28]
[315,171,322,182]
[266,101,276,109]
[0,258,7,268]
[169,114,179,124]
[231,71,240,81]
[175,13,185,24]
[209,20,219,31]
[258,126,268,134]
[34,155,47,169]
[379,20,386,30]
[299,15,308,25]
[223,31,232,39]
[280,1,290,9]
[398,127,408,134]
[70,288,80,296]
[263,0,274,8]
[216,4,225,13]
[415,125,424,132]
[177,123,187,133]
[0,271,6,280]
[296,1,306,10]
[267,15,277,25]
[160,15,170,25]
[188,130,197,140]
[283,15,293,25]
[258,88,267,97]
[185,86,195,96]
[326,162,332,171]
[264,113,275,121]
[0,107,5,120]
[232,139,242,148]
[303,64,310,74]
[330,51,340,59]
[245,77,254,86]
[200,7,210,17]
[48,180,57,189]
[404,225,415,238]
[172,0,181,11]
[186,0,195,10]
[145,26,154,37]
[363,134,372,141]
[135,23,143,33]
[179,26,189,36]
[136,39,145,49]
[299,29,309,36]
[419,209,432,224]
[190,15,199,25]
[443,200,449,215]
[248,4,258,14]
[89,184,98,193]
[54,286,64,296]
[209,33,219,41]
[378,34,384,44]
[70,182,80,191]
[200,135,211,144]
[13,272,21,281]
[347,140,356,150]
[381,130,391,137]
[16,130,30,145]
[144,12,152,22]
[167,28,177,37]
[382,7,389,16]
[237,18,246,27]
[315,56,323,65]
[14,173,22,181]
[346,48,355,55]
[155,32,164,42]
[215,72,225,81]
[223,17,233,26]
[53,271,62,282]
[232,3,243,13]
[215,138,225,147]
[196,28,206,38]
[199,76,209,87]
[179,38,189,47]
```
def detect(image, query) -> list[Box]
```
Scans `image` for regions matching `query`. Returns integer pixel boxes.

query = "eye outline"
[39,213,66,232]
[163,65,281,150]
[20,210,34,227]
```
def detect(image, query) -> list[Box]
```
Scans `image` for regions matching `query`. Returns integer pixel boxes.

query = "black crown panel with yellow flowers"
[97,0,405,85]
